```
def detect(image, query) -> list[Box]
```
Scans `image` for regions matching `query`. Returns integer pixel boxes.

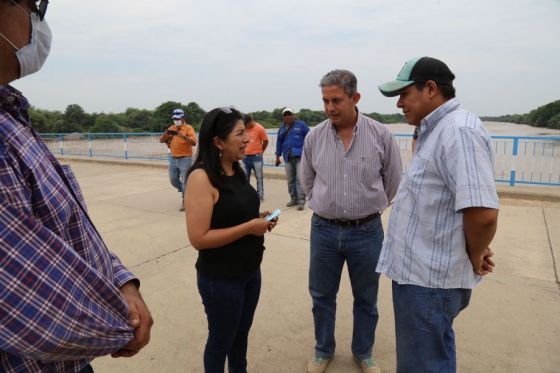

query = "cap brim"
[377,80,415,97]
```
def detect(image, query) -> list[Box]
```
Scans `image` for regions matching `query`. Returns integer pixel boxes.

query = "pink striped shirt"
[300,112,402,219]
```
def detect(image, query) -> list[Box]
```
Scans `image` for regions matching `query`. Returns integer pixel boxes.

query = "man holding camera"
[159,108,197,211]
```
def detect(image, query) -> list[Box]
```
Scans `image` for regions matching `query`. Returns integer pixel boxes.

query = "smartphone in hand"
[265,208,281,221]
[166,129,178,135]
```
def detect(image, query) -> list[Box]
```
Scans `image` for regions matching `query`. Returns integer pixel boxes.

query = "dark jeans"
[309,214,384,360]
[392,282,472,373]
[197,269,261,373]
[284,156,305,203]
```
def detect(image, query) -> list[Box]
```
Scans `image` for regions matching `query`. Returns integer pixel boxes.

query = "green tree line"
[481,100,560,129]
[29,101,405,133]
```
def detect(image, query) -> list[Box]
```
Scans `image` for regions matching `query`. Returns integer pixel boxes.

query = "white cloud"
[12,0,560,116]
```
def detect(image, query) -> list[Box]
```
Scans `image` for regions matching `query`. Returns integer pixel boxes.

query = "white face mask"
[174,120,183,126]
[0,2,52,78]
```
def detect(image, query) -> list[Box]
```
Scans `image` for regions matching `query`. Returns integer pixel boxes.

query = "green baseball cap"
[378,57,455,97]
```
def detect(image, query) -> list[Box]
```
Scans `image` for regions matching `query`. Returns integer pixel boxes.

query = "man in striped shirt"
[376,57,499,372]
[0,1,153,372]
[301,70,402,373]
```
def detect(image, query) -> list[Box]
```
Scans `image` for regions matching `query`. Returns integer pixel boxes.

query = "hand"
[267,217,278,232]
[259,211,279,232]
[111,282,154,358]
[275,157,281,167]
[248,218,273,236]
[469,247,495,276]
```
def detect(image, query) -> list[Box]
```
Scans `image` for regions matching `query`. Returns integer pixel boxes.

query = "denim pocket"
[359,216,382,233]
[311,214,327,227]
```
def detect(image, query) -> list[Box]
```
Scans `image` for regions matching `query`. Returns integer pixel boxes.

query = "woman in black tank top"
[185,107,278,373]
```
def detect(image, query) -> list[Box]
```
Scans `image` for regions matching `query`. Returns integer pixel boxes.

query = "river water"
[384,121,560,137]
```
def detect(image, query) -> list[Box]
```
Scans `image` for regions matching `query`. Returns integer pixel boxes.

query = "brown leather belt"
[315,213,380,227]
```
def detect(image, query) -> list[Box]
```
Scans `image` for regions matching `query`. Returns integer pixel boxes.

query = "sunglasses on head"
[218,106,237,114]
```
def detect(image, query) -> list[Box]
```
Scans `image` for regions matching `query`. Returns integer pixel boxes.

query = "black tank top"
[195,172,264,279]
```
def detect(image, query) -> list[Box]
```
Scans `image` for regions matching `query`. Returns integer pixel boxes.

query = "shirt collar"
[420,98,460,132]
[329,107,361,134]
[1,85,31,127]
[1,85,29,111]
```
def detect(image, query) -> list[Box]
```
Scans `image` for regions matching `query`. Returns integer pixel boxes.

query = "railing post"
[124,133,128,160]
[88,133,92,157]
[58,134,64,156]
[509,137,519,186]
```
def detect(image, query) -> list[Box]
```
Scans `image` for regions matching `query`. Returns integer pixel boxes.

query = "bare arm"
[463,207,499,275]
[262,139,269,153]
[185,170,272,250]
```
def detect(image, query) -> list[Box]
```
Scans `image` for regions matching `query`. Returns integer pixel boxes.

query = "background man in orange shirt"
[242,114,269,201]
[159,108,197,211]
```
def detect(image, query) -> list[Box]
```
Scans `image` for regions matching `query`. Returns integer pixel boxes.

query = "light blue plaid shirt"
[376,99,499,289]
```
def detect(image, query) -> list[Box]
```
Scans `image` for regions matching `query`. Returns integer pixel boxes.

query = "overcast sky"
[11,0,560,116]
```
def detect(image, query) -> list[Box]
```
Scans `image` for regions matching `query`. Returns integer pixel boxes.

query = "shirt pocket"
[354,155,381,186]
[403,155,430,195]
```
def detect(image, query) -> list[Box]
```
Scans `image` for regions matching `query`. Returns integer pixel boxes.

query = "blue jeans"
[309,214,384,360]
[168,156,191,197]
[243,154,264,200]
[285,156,305,203]
[392,282,472,373]
[197,269,261,373]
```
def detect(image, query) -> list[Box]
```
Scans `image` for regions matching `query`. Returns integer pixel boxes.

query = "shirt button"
[344,192,347,196]
[344,174,347,177]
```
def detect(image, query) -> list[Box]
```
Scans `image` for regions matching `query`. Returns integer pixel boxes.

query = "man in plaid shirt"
[0,1,153,372]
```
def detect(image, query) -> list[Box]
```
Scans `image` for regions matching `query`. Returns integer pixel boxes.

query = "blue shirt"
[0,86,135,372]
[275,119,310,162]
[376,99,499,289]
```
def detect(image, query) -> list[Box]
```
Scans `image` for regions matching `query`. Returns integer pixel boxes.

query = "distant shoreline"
[382,121,560,137]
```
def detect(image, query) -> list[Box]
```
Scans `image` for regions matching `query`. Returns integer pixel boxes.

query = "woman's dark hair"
[188,107,246,189]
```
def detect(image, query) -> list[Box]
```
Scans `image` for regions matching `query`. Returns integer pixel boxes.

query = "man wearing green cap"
[376,57,499,372]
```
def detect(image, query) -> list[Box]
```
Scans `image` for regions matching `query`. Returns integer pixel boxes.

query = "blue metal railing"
[39,132,560,187]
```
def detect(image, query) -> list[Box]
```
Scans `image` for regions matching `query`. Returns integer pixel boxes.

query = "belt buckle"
[337,218,353,227]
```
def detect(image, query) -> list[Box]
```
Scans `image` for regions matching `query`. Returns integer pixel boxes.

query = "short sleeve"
[441,127,499,212]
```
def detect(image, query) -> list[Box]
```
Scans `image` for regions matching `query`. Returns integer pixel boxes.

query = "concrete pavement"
[58,160,560,373]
